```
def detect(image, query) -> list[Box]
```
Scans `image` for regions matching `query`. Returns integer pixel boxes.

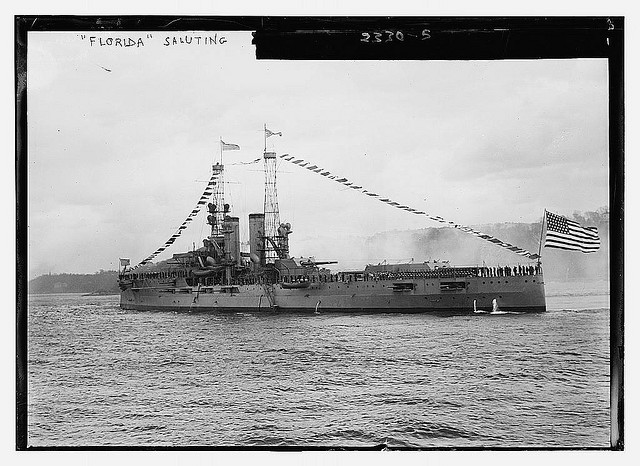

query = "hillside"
[28,270,120,295]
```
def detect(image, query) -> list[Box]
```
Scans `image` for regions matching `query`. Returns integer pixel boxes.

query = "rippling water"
[27,280,610,448]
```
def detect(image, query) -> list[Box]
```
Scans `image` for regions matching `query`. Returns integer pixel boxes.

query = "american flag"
[544,211,600,253]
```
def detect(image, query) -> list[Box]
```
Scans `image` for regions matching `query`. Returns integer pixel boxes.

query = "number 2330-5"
[360,29,431,42]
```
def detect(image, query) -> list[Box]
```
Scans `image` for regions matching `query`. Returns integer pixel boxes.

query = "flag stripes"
[278,153,540,260]
[544,211,600,253]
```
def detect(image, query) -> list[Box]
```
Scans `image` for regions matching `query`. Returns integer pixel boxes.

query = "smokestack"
[249,213,265,268]
[223,216,241,266]
[229,217,241,266]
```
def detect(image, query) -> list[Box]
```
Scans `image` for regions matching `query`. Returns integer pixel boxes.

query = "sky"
[26,30,610,278]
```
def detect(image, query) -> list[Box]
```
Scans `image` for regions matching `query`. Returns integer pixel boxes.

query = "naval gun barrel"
[300,260,339,266]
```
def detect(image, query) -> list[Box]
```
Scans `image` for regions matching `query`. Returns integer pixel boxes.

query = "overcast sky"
[27,30,609,277]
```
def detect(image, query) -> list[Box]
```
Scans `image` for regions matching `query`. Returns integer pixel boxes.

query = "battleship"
[119,129,547,313]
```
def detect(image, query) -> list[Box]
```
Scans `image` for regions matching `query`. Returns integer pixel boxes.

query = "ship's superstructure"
[119,128,547,313]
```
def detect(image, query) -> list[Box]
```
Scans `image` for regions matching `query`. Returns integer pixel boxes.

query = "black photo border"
[15,15,624,451]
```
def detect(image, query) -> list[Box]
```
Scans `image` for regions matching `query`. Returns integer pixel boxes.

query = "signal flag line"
[279,154,540,260]
[131,171,220,269]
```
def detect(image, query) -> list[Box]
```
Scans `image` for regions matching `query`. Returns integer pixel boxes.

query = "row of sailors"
[479,264,542,277]
[120,270,188,281]
[363,265,542,280]
[235,276,267,285]
[280,264,542,284]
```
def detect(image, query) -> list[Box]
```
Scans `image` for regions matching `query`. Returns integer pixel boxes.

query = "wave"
[395,422,481,440]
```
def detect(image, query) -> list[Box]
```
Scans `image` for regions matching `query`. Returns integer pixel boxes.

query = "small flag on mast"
[119,258,130,267]
[221,140,240,151]
[265,128,282,138]
[544,211,600,253]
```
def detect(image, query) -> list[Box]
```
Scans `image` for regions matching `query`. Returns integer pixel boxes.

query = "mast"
[537,209,546,263]
[209,139,226,237]
[263,125,281,263]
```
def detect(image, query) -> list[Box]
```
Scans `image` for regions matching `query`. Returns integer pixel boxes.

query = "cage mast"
[262,125,290,263]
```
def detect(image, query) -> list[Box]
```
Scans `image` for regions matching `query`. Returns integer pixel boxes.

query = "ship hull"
[120,274,546,313]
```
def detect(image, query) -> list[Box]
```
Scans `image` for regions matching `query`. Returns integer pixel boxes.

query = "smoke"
[295,211,609,282]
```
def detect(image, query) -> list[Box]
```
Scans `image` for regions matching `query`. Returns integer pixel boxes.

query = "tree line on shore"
[28,270,120,295]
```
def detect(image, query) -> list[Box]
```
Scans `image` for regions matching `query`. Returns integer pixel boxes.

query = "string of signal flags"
[277,153,543,260]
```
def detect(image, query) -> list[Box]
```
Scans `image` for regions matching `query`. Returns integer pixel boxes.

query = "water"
[27,280,610,448]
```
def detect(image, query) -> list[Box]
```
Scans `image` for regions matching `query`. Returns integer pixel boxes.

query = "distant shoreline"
[28,292,120,297]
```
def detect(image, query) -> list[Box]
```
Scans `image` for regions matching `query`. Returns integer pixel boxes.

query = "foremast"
[204,142,228,258]
[200,140,242,284]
